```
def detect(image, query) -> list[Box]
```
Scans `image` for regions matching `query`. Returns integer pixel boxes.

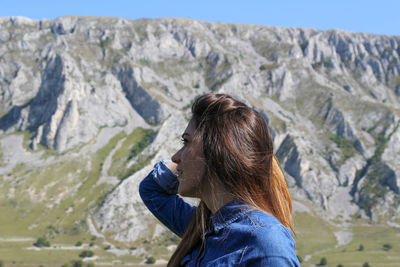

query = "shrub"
[72,260,83,267]
[87,263,95,267]
[383,243,392,251]
[359,244,364,251]
[146,256,156,264]
[363,263,370,267]
[319,257,327,266]
[33,237,50,247]
[329,135,356,160]
[0,260,4,267]
[89,242,94,247]
[79,250,94,258]
[62,263,71,267]
[337,264,344,267]
[75,241,83,246]
[296,255,303,263]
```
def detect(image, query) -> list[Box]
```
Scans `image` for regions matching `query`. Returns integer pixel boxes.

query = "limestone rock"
[1,16,400,243]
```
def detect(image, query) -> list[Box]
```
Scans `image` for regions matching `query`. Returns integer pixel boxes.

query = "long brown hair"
[168,93,293,266]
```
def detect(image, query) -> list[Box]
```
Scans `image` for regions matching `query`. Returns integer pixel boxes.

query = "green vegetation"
[149,58,193,79]
[183,96,200,110]
[368,134,388,165]
[139,58,149,66]
[33,237,51,247]
[64,259,95,267]
[299,40,309,53]
[0,130,155,265]
[354,123,399,216]
[383,243,392,251]
[203,55,233,91]
[330,134,357,161]
[146,256,156,264]
[100,36,110,58]
[301,223,400,267]
[72,260,83,267]
[100,37,111,50]
[357,166,390,216]
[312,58,334,69]
[108,128,156,179]
[75,240,83,246]
[293,212,337,258]
[79,250,94,258]
[251,37,294,61]
[319,257,327,265]
[296,255,303,263]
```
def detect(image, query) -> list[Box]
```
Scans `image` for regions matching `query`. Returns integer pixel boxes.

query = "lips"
[176,168,183,179]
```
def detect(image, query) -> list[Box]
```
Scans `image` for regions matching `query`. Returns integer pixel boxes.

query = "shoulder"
[231,210,296,257]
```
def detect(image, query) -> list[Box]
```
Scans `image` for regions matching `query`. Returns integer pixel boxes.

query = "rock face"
[0,16,400,242]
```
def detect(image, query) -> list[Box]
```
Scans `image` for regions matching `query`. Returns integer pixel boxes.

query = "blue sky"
[1,0,399,36]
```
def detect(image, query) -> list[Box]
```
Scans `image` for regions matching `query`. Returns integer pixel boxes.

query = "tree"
[383,243,392,251]
[363,262,370,267]
[359,244,364,251]
[319,257,327,266]
[79,250,94,258]
[75,241,83,246]
[146,256,156,264]
[337,264,344,267]
[33,237,50,247]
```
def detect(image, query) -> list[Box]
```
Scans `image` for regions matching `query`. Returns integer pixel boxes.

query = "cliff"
[0,16,399,246]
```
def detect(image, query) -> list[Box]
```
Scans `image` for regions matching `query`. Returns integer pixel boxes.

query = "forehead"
[184,119,196,135]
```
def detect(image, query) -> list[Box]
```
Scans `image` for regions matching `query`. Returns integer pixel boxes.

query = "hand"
[165,161,178,175]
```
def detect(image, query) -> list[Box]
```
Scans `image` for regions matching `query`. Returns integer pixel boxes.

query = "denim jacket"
[139,161,300,266]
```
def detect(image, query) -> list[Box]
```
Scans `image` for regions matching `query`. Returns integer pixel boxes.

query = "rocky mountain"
[0,16,399,250]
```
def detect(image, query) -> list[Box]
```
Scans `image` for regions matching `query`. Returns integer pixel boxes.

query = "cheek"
[191,158,205,180]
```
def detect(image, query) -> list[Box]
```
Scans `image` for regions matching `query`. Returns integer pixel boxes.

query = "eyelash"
[181,138,188,145]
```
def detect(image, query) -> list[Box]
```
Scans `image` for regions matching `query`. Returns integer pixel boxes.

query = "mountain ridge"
[0,16,399,258]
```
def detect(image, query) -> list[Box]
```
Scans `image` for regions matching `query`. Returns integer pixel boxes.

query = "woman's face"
[171,119,206,198]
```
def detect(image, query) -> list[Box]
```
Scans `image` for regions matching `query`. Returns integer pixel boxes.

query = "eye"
[181,137,188,145]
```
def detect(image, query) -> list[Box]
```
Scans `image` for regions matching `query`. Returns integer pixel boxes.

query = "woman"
[139,93,300,266]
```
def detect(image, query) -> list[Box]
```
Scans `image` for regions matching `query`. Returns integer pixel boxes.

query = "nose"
[171,148,182,164]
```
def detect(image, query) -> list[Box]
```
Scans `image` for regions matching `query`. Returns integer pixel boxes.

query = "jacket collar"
[209,199,253,232]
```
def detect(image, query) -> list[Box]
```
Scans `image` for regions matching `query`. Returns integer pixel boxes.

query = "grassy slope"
[309,224,400,267]
[0,130,156,265]
[294,211,400,267]
[1,129,399,266]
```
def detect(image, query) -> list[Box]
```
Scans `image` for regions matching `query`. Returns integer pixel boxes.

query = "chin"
[178,186,197,198]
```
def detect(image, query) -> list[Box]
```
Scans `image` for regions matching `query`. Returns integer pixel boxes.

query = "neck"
[200,184,234,214]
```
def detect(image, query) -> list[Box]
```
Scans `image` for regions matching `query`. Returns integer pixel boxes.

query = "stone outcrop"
[1,16,399,242]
